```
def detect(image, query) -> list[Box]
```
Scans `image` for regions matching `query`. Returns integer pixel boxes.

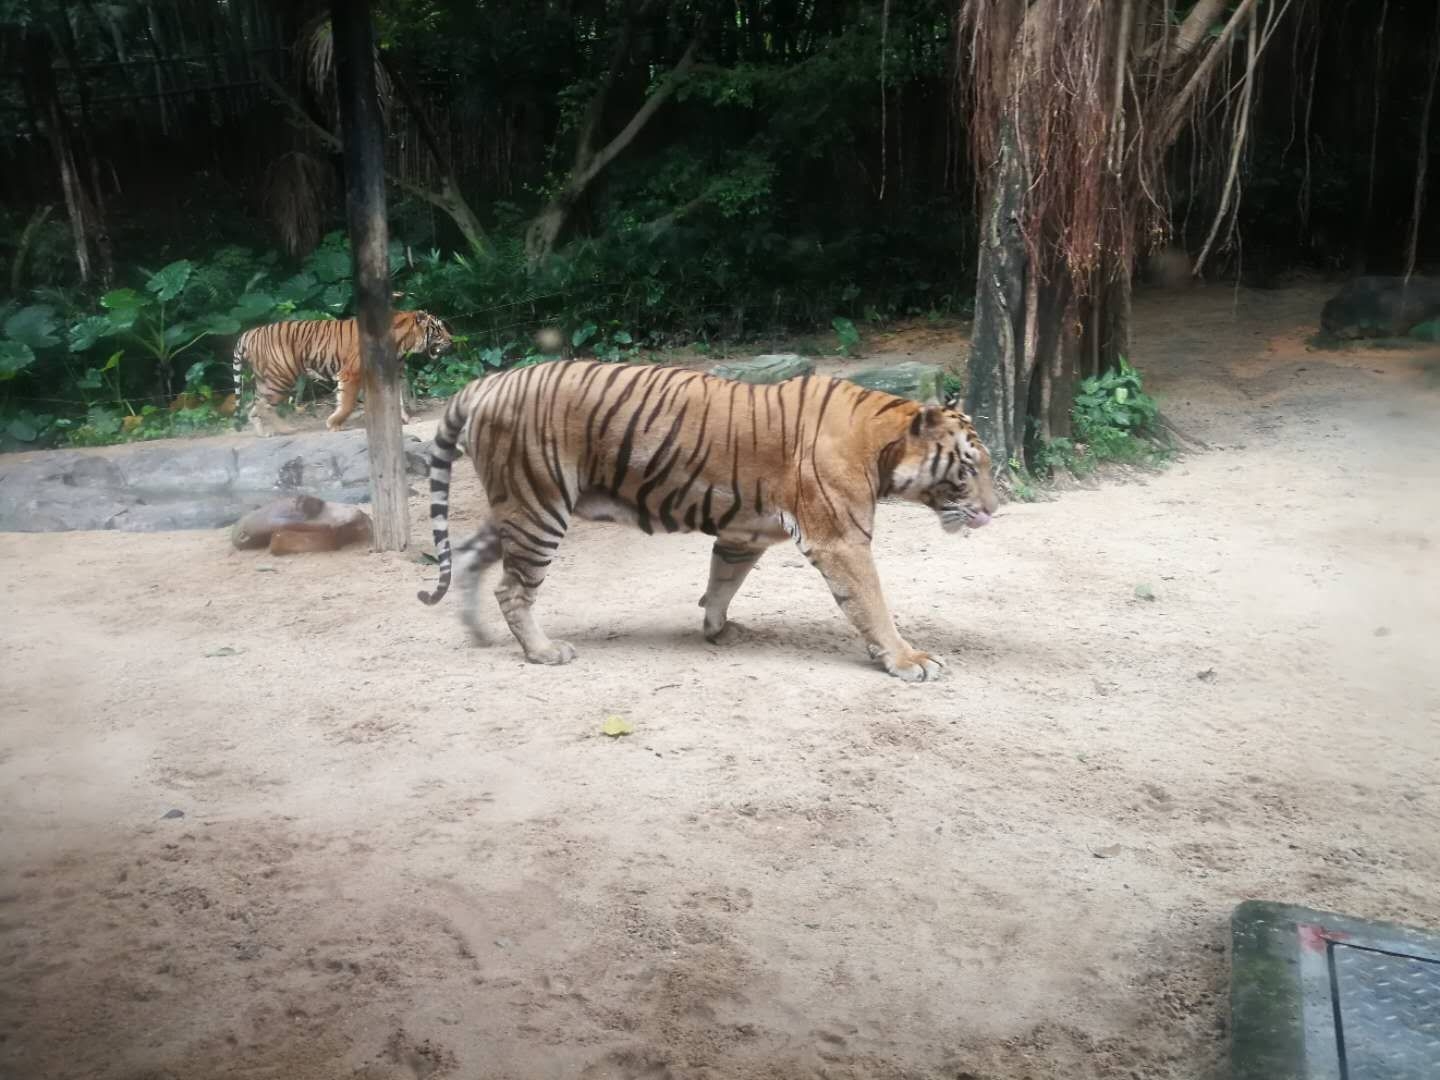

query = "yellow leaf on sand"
[600,716,633,737]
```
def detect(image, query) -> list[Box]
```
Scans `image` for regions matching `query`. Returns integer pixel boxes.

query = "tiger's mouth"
[939,505,992,533]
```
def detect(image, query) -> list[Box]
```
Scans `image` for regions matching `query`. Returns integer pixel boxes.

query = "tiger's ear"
[909,404,948,436]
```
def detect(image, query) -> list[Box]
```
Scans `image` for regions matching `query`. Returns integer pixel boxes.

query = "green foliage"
[832,316,861,356]
[1073,358,1159,444]
[1030,358,1168,478]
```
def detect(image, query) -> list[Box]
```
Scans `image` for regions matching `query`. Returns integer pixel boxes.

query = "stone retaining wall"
[0,429,432,533]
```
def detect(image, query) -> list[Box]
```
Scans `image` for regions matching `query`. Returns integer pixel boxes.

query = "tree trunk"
[332,0,408,552]
[435,176,489,257]
[962,117,1131,475]
[961,119,1028,471]
[22,33,97,285]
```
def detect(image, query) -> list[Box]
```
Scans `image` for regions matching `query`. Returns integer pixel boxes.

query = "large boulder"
[709,353,814,383]
[844,361,948,403]
[1319,276,1440,339]
[0,428,430,534]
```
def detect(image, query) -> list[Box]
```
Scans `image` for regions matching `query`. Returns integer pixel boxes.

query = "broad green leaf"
[572,322,597,347]
[1114,386,1129,404]
[4,304,60,349]
[229,292,276,322]
[101,288,144,311]
[321,282,352,311]
[276,271,320,303]
[105,306,141,333]
[201,315,242,336]
[102,350,123,372]
[612,330,633,345]
[76,367,104,390]
[146,260,194,302]
[69,315,113,352]
[309,245,352,284]
[6,416,39,442]
[164,324,192,348]
[86,406,122,436]
[0,340,36,380]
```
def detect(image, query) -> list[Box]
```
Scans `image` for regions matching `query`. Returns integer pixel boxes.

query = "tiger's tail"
[231,331,250,418]
[417,380,483,605]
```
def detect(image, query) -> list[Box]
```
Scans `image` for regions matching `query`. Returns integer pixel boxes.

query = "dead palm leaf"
[299,13,393,127]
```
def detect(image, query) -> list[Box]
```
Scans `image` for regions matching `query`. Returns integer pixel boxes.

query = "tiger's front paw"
[871,645,945,682]
[704,619,748,645]
[524,640,578,666]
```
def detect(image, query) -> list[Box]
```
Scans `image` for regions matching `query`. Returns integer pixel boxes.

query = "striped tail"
[416,383,479,605]
[231,333,250,422]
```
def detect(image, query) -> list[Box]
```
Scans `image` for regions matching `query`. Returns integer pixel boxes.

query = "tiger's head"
[884,403,999,532]
[396,309,455,360]
[414,311,455,359]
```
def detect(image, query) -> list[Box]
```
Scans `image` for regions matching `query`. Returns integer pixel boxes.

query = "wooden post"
[331,0,409,551]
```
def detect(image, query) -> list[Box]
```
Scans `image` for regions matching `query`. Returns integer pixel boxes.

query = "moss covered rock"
[709,353,814,383]
[845,361,948,403]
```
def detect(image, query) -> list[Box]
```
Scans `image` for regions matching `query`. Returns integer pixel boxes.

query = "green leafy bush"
[1030,358,1166,477]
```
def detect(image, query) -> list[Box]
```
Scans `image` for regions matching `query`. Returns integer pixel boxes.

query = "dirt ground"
[1,284,1437,1080]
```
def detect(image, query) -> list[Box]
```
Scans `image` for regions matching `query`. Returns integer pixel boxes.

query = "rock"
[844,361,948,403]
[709,353,814,383]
[230,495,372,553]
[1319,275,1440,339]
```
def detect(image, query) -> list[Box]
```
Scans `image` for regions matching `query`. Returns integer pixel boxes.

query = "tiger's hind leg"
[247,384,286,438]
[326,375,362,432]
[455,523,503,642]
[699,541,767,645]
[493,515,576,666]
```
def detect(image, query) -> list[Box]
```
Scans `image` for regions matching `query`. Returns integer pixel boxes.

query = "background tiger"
[231,310,453,434]
[417,361,999,682]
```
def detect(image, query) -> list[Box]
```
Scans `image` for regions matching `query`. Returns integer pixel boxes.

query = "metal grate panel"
[1332,942,1440,1079]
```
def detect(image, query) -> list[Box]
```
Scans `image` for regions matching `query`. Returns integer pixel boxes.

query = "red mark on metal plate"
[1299,923,1350,952]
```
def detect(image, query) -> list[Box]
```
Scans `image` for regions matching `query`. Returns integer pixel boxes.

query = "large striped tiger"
[231,310,453,434]
[417,360,998,682]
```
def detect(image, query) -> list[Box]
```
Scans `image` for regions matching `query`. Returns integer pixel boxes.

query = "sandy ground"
[1,284,1438,1080]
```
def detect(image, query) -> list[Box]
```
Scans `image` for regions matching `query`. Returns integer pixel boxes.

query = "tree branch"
[261,72,477,228]
[1108,0,1135,175]
[1193,0,1260,277]
[575,28,703,189]
[1158,0,1262,150]
[1170,0,1229,62]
